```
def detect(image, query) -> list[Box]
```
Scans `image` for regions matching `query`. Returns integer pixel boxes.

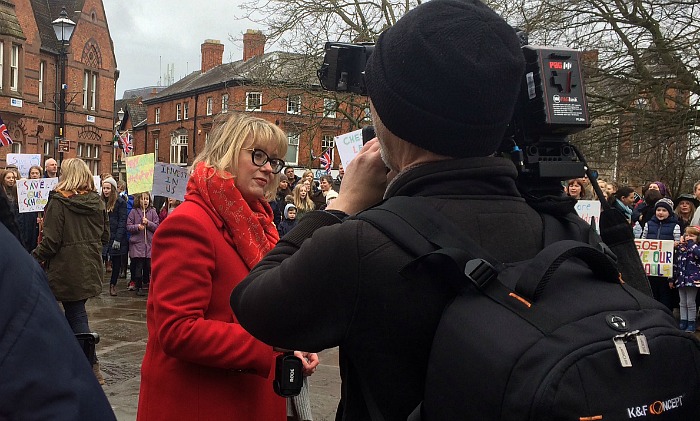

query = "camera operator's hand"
[294,351,320,376]
[327,138,387,215]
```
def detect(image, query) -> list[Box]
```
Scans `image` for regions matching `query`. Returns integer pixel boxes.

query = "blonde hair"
[292,183,314,213]
[192,112,288,201]
[685,226,700,237]
[55,158,94,192]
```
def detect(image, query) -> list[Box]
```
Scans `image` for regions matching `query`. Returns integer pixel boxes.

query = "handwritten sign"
[335,129,364,169]
[6,154,41,178]
[125,153,154,194]
[16,177,58,213]
[635,239,674,278]
[93,175,102,191]
[574,200,601,232]
[152,162,189,202]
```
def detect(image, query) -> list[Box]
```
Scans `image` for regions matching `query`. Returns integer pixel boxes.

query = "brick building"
[136,30,355,174]
[0,0,117,174]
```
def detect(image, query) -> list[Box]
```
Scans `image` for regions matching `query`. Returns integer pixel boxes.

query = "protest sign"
[335,129,364,168]
[16,177,58,213]
[574,200,601,232]
[93,175,102,191]
[635,239,674,278]
[152,162,189,202]
[125,153,154,194]
[6,153,41,178]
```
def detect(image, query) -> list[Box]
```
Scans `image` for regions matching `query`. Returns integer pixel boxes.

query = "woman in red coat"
[137,113,318,420]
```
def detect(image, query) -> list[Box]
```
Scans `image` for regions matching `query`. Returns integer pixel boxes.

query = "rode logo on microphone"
[626,395,684,418]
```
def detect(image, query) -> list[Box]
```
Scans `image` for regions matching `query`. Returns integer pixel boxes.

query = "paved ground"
[86,279,341,421]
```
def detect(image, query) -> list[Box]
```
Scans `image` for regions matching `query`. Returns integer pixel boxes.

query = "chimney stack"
[243,29,266,61]
[201,39,224,74]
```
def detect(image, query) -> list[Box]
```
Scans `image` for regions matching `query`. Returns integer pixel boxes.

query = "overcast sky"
[103,1,258,99]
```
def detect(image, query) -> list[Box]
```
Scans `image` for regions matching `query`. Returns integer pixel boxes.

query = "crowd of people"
[565,176,700,333]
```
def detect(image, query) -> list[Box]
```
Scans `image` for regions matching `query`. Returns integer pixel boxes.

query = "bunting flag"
[119,131,133,154]
[0,115,14,147]
[319,149,332,174]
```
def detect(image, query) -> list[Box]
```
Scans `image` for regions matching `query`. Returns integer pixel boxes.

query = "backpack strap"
[357,197,560,333]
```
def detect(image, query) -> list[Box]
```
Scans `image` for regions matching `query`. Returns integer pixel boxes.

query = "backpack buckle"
[464,259,497,288]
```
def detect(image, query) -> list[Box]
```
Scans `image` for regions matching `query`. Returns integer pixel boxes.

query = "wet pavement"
[86,278,341,421]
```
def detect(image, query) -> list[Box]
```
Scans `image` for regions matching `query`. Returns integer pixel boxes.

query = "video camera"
[317,39,592,194]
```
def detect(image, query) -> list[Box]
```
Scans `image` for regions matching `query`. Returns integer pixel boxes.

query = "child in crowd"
[642,198,681,310]
[277,204,298,237]
[127,192,159,296]
[673,225,700,332]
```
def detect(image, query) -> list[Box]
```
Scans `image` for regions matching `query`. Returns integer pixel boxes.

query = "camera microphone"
[273,352,304,397]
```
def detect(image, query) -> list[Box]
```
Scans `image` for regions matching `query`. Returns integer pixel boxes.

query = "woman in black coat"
[101,177,127,296]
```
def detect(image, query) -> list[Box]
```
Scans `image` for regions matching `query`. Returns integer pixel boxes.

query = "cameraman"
[231,0,545,419]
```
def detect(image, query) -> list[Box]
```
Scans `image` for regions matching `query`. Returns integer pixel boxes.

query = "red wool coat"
[136,196,285,421]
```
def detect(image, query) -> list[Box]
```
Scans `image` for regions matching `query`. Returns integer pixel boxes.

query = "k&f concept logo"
[606,314,629,332]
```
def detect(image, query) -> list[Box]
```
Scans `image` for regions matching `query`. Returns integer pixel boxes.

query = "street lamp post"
[114,108,125,180]
[52,7,76,166]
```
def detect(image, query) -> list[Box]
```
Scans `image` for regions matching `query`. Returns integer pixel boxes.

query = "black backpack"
[357,196,700,421]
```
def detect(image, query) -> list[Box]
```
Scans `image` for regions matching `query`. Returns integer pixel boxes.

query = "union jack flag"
[0,115,13,147]
[120,131,133,154]
[319,149,332,174]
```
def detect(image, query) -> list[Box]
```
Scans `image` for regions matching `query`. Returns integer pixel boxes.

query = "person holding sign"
[641,198,681,310]
[32,158,110,385]
[126,192,159,297]
[673,225,700,332]
[137,113,318,421]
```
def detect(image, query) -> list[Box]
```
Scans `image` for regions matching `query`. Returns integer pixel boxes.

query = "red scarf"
[185,163,279,269]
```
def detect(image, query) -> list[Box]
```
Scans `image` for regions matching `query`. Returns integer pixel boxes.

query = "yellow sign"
[125,153,154,194]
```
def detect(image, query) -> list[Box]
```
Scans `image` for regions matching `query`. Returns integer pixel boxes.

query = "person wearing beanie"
[641,197,681,310]
[231,1,570,419]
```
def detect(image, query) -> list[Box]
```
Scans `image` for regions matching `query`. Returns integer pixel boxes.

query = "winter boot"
[686,321,697,333]
[680,320,688,330]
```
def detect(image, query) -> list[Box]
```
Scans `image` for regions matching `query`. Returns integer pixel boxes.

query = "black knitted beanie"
[364,0,525,158]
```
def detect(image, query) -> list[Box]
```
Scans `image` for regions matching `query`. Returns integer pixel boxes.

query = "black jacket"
[231,157,546,420]
[0,223,116,420]
[104,196,127,256]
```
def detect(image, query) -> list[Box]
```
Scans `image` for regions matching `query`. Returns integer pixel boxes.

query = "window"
[38,61,45,102]
[77,143,100,174]
[323,98,337,118]
[170,133,188,165]
[322,134,335,150]
[176,103,182,121]
[246,92,262,111]
[631,140,642,159]
[363,107,371,121]
[91,73,97,110]
[154,137,159,161]
[82,70,98,110]
[44,140,52,157]
[155,107,160,124]
[10,45,19,91]
[221,94,229,113]
[206,97,213,116]
[11,142,21,153]
[0,43,3,90]
[285,133,299,165]
[183,102,189,120]
[287,95,301,114]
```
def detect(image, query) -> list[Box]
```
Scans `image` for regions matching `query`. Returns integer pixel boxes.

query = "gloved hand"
[112,240,121,251]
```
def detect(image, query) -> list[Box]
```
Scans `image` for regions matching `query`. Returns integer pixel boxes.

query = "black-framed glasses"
[242,148,285,174]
